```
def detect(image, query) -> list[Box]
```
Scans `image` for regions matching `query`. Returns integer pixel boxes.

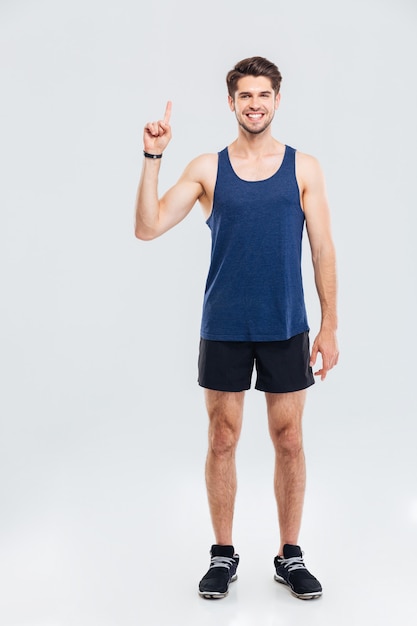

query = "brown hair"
[226,56,282,98]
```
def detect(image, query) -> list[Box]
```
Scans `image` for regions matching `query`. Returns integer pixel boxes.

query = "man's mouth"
[247,112,263,120]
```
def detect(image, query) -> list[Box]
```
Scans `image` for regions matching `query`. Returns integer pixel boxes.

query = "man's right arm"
[134,101,204,240]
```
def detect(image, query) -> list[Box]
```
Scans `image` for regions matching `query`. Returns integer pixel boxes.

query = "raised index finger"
[164,100,172,124]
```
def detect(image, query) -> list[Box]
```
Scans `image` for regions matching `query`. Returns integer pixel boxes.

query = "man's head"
[226,57,282,135]
[226,56,282,99]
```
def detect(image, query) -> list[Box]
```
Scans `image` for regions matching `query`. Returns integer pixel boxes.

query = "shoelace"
[279,555,306,573]
[209,556,236,570]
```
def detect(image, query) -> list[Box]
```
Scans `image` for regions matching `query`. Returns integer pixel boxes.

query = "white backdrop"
[1,1,416,625]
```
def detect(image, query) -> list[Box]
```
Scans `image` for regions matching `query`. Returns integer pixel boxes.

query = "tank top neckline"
[224,144,289,183]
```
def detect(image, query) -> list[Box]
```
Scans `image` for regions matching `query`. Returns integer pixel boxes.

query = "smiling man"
[135,56,338,601]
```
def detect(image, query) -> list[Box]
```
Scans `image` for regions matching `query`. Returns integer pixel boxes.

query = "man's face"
[228,75,280,135]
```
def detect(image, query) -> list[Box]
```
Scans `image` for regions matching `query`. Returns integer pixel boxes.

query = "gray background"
[1,0,416,624]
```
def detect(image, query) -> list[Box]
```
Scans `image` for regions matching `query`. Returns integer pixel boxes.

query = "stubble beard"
[236,111,275,135]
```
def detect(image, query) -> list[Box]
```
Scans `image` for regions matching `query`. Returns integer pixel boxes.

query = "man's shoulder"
[183,152,219,185]
[293,149,327,198]
[189,152,219,169]
[295,149,320,166]
[295,149,323,180]
[176,152,219,202]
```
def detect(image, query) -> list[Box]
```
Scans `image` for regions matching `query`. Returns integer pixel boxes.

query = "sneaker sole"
[274,574,322,600]
[198,574,238,599]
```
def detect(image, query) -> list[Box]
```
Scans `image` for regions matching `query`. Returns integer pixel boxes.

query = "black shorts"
[198,332,315,393]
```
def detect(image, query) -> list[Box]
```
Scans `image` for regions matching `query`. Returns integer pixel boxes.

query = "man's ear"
[275,92,281,110]
[228,95,235,112]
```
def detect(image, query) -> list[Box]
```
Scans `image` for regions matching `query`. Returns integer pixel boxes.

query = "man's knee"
[266,391,305,457]
[207,409,241,456]
[208,415,241,456]
[270,424,303,457]
[206,390,243,456]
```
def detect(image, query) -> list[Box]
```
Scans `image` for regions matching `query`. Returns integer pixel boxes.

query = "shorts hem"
[198,381,251,393]
[254,378,315,394]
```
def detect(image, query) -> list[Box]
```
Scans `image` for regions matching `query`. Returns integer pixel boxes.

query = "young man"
[135,56,338,601]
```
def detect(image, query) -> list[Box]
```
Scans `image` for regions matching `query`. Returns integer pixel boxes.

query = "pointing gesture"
[143,101,172,156]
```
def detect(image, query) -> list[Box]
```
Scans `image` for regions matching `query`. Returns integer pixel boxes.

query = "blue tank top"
[200,145,309,341]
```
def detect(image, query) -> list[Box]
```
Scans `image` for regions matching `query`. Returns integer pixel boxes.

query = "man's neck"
[230,133,283,157]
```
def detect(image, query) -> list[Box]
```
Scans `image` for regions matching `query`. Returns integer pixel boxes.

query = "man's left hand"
[310,329,339,381]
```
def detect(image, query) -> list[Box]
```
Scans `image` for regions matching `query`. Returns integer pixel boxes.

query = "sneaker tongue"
[211,544,235,557]
[283,544,302,558]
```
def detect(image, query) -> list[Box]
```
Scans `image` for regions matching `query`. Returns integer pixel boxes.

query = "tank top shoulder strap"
[217,147,230,170]
[216,147,235,183]
[279,144,295,171]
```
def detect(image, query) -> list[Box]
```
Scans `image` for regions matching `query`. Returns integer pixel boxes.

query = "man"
[135,56,338,601]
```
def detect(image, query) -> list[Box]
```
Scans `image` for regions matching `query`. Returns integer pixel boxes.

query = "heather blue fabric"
[200,145,309,341]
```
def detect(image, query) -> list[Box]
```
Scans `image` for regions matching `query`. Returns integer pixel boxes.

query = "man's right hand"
[143,101,172,156]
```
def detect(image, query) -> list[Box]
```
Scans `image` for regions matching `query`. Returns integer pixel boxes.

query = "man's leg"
[265,390,306,555]
[266,390,323,600]
[204,389,245,545]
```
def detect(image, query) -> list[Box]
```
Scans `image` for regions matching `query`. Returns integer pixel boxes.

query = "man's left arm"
[297,152,339,381]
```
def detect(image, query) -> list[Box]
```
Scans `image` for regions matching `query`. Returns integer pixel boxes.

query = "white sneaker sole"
[274,574,322,600]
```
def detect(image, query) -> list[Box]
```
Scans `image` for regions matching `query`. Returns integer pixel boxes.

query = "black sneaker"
[198,544,239,599]
[274,544,322,600]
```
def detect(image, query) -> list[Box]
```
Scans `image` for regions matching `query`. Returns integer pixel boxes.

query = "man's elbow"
[134,223,159,241]
[135,229,155,241]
